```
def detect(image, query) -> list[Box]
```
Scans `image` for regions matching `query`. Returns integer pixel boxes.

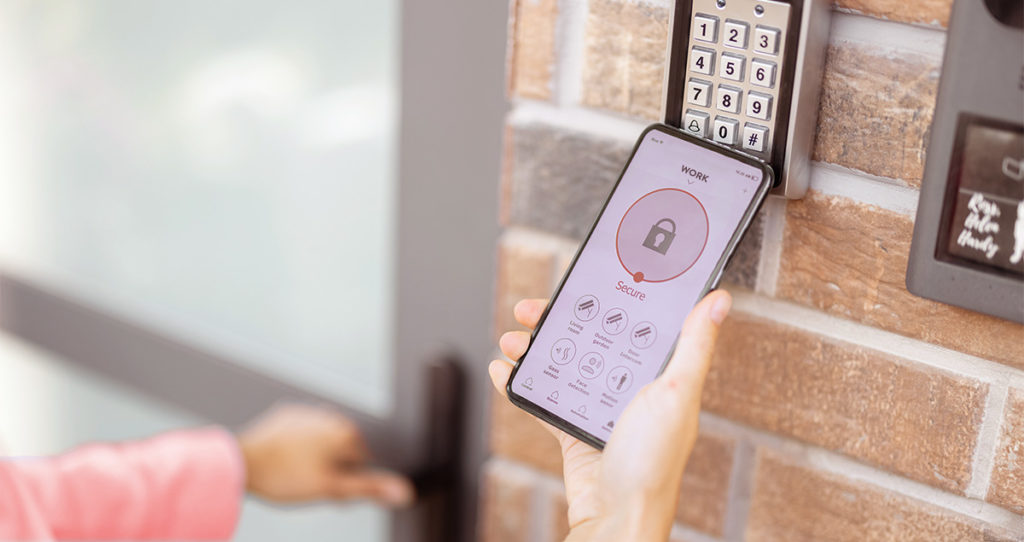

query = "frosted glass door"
[0,0,398,416]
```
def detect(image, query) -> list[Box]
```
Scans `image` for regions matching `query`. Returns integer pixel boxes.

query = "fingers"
[499,331,531,360]
[513,298,548,329]
[657,290,732,392]
[488,359,514,398]
[330,469,414,507]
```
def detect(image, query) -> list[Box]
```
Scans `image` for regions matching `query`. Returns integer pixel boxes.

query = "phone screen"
[508,125,770,446]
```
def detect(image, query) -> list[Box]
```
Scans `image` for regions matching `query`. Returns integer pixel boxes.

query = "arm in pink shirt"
[0,427,244,541]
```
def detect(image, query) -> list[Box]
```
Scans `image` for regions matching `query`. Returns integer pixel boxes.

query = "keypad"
[679,0,790,158]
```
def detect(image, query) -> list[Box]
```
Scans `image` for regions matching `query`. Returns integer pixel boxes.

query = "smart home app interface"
[511,129,765,440]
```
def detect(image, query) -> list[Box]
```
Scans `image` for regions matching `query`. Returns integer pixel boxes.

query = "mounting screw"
[754,4,765,16]
[716,0,726,8]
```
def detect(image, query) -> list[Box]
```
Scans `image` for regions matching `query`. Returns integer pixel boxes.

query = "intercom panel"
[662,0,831,198]
[906,0,1024,323]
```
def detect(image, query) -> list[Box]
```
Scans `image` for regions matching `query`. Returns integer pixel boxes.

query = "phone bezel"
[505,123,773,450]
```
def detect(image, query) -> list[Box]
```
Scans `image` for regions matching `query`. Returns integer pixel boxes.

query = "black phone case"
[505,123,773,450]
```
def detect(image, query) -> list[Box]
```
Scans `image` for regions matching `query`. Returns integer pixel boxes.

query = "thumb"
[330,469,415,507]
[656,289,731,394]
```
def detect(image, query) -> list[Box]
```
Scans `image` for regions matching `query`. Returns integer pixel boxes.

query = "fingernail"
[710,294,731,325]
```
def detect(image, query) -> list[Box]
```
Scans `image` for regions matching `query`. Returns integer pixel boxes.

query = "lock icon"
[642,218,676,255]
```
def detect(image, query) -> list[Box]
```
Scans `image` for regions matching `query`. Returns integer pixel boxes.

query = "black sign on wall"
[938,118,1024,278]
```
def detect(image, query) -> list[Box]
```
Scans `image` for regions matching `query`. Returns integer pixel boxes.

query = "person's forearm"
[11,427,244,540]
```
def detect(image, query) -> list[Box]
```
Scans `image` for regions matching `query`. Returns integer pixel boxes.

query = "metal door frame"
[0,1,507,540]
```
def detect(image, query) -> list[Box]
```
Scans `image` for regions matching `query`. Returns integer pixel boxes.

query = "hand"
[489,291,731,541]
[237,403,413,507]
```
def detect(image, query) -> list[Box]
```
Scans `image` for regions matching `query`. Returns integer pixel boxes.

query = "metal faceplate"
[662,0,831,199]
[906,0,1024,323]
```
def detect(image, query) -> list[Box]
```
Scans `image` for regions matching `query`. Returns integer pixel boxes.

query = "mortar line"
[730,291,1024,388]
[830,10,947,58]
[754,195,786,297]
[508,100,654,140]
[808,162,921,216]
[698,413,1024,531]
[669,523,723,542]
[720,437,756,541]
[554,0,588,107]
[966,384,1010,500]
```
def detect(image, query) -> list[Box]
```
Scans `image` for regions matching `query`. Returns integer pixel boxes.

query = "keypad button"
[716,85,742,114]
[690,46,715,76]
[719,53,745,82]
[713,117,740,146]
[746,91,773,120]
[686,79,712,107]
[753,26,780,55]
[693,14,718,43]
[723,20,749,49]
[683,110,710,137]
[742,123,769,153]
[750,59,777,88]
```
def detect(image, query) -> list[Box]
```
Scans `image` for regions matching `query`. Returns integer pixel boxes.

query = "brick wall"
[483,0,1024,540]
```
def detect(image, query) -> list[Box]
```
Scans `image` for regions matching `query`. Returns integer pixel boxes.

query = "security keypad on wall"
[663,0,831,198]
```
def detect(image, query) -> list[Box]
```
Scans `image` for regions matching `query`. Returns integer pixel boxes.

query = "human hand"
[489,291,731,541]
[237,403,413,507]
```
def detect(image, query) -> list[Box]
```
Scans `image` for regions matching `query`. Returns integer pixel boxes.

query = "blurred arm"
[0,427,244,540]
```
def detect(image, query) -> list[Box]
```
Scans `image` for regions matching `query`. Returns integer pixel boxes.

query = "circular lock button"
[616,188,709,283]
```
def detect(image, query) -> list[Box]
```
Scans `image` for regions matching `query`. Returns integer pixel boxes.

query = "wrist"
[236,434,257,492]
[566,508,672,542]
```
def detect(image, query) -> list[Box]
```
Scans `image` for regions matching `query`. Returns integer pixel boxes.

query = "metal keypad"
[680,0,791,160]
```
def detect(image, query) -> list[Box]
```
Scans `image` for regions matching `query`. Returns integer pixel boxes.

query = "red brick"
[988,388,1024,515]
[508,0,558,100]
[814,44,939,187]
[504,122,632,240]
[704,311,989,493]
[834,0,952,27]
[747,451,1022,542]
[675,431,735,537]
[479,461,537,542]
[777,192,1024,369]
[494,235,556,341]
[581,0,669,121]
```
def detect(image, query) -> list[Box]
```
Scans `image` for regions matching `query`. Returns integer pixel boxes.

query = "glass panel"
[0,331,387,541]
[0,0,398,415]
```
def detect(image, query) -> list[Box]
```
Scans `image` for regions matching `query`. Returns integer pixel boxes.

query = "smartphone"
[506,123,772,449]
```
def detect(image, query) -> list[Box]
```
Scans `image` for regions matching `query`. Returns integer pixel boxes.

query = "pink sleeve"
[0,427,245,541]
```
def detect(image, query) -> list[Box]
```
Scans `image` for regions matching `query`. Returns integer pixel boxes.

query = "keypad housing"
[679,0,792,160]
